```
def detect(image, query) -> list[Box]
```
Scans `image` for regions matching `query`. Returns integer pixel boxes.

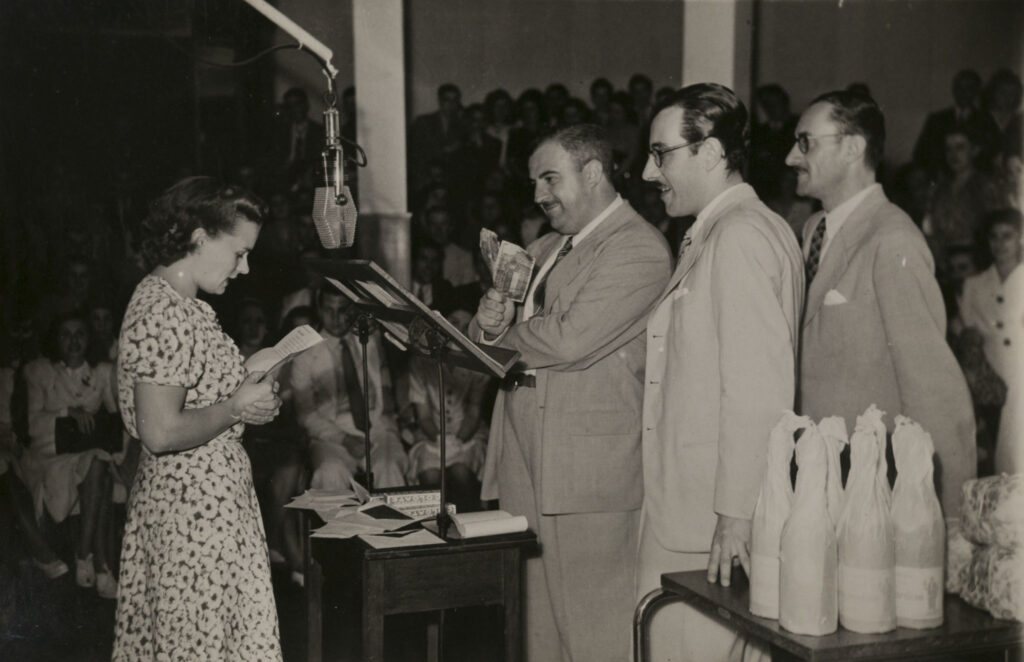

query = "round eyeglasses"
[649,138,706,168]
[794,133,845,155]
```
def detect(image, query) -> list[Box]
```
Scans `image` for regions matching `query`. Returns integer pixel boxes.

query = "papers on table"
[288,488,442,545]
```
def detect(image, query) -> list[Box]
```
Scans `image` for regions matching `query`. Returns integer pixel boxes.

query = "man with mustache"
[472,123,671,662]
[786,89,975,515]
[639,83,803,661]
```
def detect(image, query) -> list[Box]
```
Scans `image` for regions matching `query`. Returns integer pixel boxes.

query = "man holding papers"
[471,124,671,662]
[291,287,408,489]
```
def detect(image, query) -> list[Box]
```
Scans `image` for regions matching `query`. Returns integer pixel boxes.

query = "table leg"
[302,512,322,662]
[503,548,522,662]
[632,588,684,662]
[363,560,386,662]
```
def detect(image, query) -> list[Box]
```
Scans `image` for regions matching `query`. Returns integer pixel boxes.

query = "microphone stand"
[353,313,377,492]
[409,317,453,539]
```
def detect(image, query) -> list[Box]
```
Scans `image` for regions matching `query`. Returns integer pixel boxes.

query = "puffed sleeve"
[120,294,201,390]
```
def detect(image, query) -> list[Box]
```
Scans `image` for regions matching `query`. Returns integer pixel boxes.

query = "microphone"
[312,106,358,248]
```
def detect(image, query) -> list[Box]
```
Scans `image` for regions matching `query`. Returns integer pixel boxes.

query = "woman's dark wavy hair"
[139,176,267,271]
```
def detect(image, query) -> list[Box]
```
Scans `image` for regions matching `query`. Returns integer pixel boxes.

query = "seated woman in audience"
[925,125,1001,268]
[406,308,488,513]
[234,297,271,361]
[20,310,120,598]
[959,209,1023,474]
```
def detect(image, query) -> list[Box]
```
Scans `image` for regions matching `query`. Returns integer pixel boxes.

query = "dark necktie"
[805,217,828,283]
[677,229,694,262]
[532,236,573,313]
[339,338,367,432]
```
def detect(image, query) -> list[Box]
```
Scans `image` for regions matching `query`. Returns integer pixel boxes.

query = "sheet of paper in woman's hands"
[244,324,324,378]
[479,229,535,303]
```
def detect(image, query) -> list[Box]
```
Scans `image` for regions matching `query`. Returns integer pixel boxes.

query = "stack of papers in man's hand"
[244,325,324,378]
[480,229,535,303]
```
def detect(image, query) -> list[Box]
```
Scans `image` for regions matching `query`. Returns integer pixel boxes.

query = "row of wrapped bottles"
[750,405,945,635]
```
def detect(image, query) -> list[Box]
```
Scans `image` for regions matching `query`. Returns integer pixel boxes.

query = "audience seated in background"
[406,308,488,513]
[410,239,457,312]
[958,209,1023,475]
[913,69,1000,177]
[234,297,271,361]
[983,69,1023,164]
[425,206,478,287]
[453,103,502,202]
[924,125,1001,270]
[20,311,121,599]
[507,89,548,182]
[589,77,613,125]
[268,87,326,192]
[750,83,799,199]
[291,287,408,490]
[544,83,570,127]
[409,83,465,196]
[484,89,516,172]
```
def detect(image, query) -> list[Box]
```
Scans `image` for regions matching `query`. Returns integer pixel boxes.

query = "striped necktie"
[677,229,693,261]
[805,217,828,283]
[532,236,574,313]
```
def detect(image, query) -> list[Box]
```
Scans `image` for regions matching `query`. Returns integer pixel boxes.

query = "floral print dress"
[113,275,281,661]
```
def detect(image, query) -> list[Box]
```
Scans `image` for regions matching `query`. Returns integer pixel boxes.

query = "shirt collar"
[569,194,622,248]
[824,182,880,241]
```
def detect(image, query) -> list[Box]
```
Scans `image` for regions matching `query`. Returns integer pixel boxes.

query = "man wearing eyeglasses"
[787,89,975,516]
[638,83,803,662]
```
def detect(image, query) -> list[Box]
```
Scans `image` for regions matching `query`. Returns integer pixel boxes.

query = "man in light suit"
[787,89,975,515]
[638,84,804,662]
[290,287,408,490]
[472,124,671,662]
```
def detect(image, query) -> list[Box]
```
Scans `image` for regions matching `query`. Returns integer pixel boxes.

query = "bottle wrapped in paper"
[960,545,1024,621]
[779,425,838,635]
[891,416,945,628]
[750,411,807,619]
[819,416,848,531]
[959,474,1024,550]
[837,405,896,633]
[946,518,975,594]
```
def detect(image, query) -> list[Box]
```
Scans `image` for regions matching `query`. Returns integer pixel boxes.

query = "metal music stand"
[304,258,519,538]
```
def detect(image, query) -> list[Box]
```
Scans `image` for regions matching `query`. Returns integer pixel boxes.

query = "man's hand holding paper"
[479,229,536,303]
[475,288,515,339]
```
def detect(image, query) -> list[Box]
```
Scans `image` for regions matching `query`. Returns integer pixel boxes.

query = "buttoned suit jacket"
[473,200,671,515]
[799,186,975,515]
[642,184,805,552]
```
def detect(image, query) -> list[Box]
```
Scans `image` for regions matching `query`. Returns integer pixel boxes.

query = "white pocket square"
[824,289,848,306]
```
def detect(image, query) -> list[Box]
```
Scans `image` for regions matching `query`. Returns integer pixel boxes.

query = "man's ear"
[844,133,867,165]
[583,159,604,188]
[701,137,725,172]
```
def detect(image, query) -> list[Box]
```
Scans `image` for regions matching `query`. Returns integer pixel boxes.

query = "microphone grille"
[312,186,341,249]
[339,186,358,247]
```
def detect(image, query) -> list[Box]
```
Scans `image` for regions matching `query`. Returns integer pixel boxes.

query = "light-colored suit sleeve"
[711,219,799,519]
[501,231,670,371]
[873,234,976,514]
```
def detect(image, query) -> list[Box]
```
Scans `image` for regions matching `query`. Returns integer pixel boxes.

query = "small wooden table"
[303,513,536,662]
[634,570,1022,661]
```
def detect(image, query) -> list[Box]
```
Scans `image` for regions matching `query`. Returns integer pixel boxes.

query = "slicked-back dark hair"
[537,123,615,179]
[812,89,886,171]
[651,83,749,175]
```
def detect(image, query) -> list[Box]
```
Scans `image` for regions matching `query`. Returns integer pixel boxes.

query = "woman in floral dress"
[114,177,283,661]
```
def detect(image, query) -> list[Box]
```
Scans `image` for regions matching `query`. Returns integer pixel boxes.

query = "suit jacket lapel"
[803,187,888,324]
[660,185,757,299]
[544,200,635,312]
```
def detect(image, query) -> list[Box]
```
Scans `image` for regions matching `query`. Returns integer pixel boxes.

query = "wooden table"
[302,513,536,662]
[633,570,1022,661]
